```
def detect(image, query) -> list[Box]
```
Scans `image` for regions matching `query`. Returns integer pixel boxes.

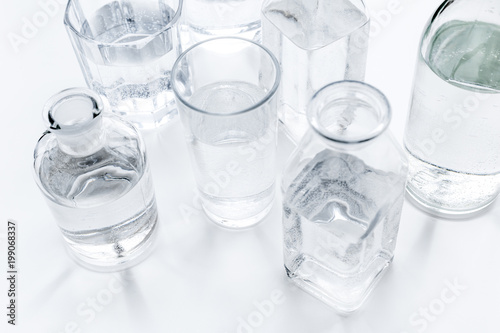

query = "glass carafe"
[404,0,500,218]
[282,81,407,313]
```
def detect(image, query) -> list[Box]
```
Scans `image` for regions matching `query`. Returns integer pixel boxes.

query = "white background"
[1,0,499,332]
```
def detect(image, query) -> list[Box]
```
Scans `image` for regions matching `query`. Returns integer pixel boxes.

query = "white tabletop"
[1,1,499,332]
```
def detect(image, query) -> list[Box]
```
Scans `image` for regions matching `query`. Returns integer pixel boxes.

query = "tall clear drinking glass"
[172,37,280,229]
[180,0,263,50]
[64,0,182,129]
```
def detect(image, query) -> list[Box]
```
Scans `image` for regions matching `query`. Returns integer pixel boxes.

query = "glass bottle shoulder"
[282,130,408,195]
[34,116,146,207]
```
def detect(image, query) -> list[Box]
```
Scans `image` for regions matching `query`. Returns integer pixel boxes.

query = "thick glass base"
[405,151,499,219]
[406,185,498,220]
[65,216,159,273]
[200,185,276,229]
[285,256,392,314]
[202,198,274,230]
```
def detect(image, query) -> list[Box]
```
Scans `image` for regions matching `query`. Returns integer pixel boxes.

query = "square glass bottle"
[282,81,407,313]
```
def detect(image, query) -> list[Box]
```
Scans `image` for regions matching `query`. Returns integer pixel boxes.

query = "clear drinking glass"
[64,0,182,129]
[172,37,280,229]
[404,0,500,218]
[282,81,408,313]
[262,0,370,143]
[33,88,158,271]
[180,0,263,50]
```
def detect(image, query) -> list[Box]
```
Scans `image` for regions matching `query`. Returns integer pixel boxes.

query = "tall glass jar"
[404,0,500,218]
[282,81,407,313]
[262,0,370,143]
[33,88,158,271]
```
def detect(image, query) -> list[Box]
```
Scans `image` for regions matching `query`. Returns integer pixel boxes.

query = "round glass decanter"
[33,88,158,272]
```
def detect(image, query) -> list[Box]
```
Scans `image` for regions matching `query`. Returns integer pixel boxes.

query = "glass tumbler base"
[202,201,274,230]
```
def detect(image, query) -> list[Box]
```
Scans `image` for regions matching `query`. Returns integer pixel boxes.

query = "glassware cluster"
[32,0,500,313]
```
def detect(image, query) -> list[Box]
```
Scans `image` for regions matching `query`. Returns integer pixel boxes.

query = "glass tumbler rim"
[307,80,392,145]
[172,36,281,117]
[63,0,183,47]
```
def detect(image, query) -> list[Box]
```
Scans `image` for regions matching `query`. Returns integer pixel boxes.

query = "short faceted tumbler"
[64,0,182,129]
[172,38,280,229]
